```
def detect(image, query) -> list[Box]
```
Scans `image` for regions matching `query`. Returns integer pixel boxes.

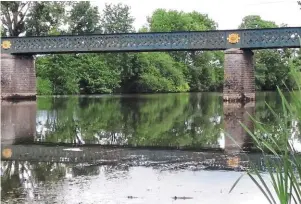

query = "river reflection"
[1,92,301,204]
[34,93,224,149]
[1,92,301,151]
[1,161,271,204]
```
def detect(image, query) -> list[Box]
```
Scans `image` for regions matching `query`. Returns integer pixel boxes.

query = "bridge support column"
[1,54,36,100]
[223,49,255,102]
[223,102,255,153]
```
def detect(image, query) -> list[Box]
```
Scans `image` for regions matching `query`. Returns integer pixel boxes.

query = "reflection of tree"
[32,162,66,182]
[153,93,223,148]
[255,92,286,123]
[254,92,301,150]
[1,161,24,200]
[1,161,67,201]
[70,164,100,177]
[1,161,105,202]
[36,93,223,149]
[123,93,191,146]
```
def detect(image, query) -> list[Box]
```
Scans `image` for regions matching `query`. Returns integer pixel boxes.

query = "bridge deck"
[1,27,300,54]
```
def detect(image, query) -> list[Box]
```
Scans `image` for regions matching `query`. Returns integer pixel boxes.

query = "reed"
[229,40,301,204]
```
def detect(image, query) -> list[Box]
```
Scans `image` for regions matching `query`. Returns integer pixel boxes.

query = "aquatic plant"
[230,41,301,204]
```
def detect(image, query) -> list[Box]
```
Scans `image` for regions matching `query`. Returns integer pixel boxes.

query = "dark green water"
[1,92,300,204]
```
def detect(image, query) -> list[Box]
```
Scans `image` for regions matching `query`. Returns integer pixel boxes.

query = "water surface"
[1,92,299,203]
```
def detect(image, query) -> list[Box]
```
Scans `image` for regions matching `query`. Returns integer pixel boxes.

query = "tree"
[146,9,223,91]
[69,1,100,34]
[188,51,224,91]
[25,2,68,36]
[77,54,121,94]
[1,1,70,37]
[1,25,7,37]
[239,15,277,29]
[100,3,134,33]
[239,15,297,90]
[136,53,189,93]
[148,9,217,32]
[99,3,135,90]
[256,50,291,90]
[35,3,137,95]
[36,55,79,94]
[1,1,31,36]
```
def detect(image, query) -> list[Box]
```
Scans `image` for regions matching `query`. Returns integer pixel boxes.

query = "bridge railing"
[1,27,300,54]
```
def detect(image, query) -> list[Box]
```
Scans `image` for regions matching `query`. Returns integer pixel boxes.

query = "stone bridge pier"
[1,54,36,100]
[223,49,255,102]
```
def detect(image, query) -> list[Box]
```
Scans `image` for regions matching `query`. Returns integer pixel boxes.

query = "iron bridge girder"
[1,27,301,54]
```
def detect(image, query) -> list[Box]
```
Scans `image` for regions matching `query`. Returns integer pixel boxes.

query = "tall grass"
[230,43,301,204]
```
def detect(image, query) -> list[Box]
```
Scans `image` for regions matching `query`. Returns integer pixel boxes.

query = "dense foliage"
[239,15,300,91]
[1,2,300,95]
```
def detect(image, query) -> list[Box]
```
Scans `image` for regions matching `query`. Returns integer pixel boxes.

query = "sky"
[91,0,301,30]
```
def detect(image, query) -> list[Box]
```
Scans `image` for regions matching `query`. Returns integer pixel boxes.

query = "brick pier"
[1,54,36,100]
[223,49,255,102]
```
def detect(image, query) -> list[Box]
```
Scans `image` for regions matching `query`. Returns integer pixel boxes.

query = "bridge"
[1,27,301,101]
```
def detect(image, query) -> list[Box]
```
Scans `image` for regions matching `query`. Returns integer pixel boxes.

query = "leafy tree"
[69,1,100,34]
[147,9,223,91]
[1,1,69,37]
[1,1,31,36]
[1,25,7,37]
[147,9,217,63]
[37,77,53,95]
[36,53,122,95]
[239,15,277,29]
[136,53,189,92]
[238,15,298,90]
[77,54,121,94]
[36,55,79,94]
[100,3,134,33]
[99,3,135,90]
[25,2,68,36]
[189,51,224,91]
[148,9,217,32]
[255,50,291,90]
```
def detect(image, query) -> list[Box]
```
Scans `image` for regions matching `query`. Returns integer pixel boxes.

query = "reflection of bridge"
[224,102,255,153]
[1,101,36,144]
[1,100,256,152]
[1,27,301,101]
[1,144,264,171]
[1,100,262,170]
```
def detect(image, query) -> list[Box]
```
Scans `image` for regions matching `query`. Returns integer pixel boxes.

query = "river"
[1,92,300,203]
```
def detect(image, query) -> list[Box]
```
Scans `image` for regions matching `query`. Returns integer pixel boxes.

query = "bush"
[37,77,53,95]
[136,53,189,93]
